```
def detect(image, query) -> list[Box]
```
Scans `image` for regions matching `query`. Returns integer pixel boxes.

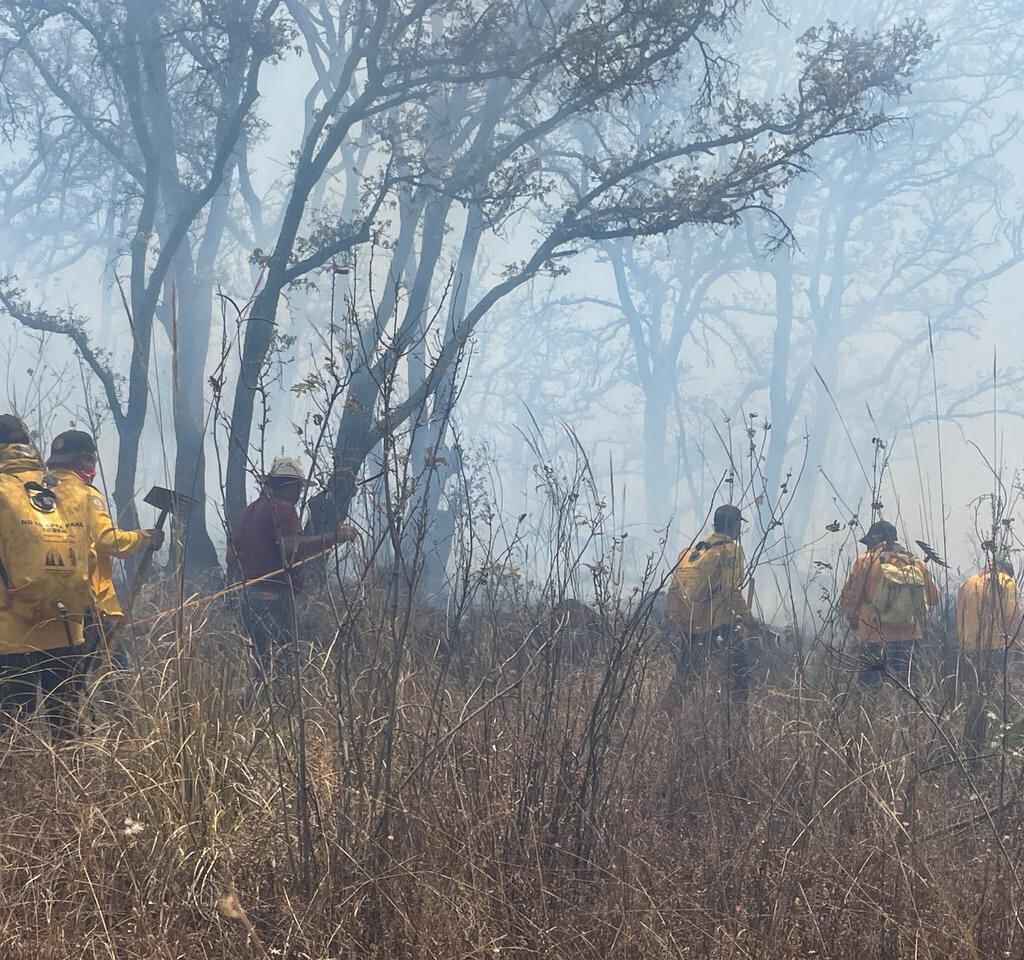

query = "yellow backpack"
[668,539,730,625]
[871,550,927,627]
[0,469,93,621]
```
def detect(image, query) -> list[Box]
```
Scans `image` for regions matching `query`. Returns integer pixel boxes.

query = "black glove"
[144,528,166,550]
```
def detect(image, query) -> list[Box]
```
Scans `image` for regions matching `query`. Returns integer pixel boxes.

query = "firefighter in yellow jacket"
[839,520,939,688]
[956,558,1022,754]
[44,430,162,646]
[0,420,163,734]
[0,416,96,731]
[664,504,752,703]
[957,559,1022,655]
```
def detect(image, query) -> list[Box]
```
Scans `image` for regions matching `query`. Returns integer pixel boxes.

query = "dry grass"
[0,588,1020,960]
[0,418,1015,957]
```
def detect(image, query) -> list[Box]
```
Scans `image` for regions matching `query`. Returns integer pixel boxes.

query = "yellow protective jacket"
[956,568,1022,653]
[839,543,939,644]
[0,446,85,653]
[45,468,150,618]
[665,532,751,634]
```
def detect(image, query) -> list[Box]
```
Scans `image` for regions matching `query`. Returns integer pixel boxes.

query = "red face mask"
[71,464,97,485]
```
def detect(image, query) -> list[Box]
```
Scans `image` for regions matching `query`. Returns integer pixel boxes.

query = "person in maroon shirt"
[229,456,356,690]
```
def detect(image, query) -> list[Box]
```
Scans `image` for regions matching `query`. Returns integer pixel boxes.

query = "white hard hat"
[266,455,309,482]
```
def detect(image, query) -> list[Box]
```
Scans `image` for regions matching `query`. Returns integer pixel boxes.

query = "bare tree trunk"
[310,194,428,532]
[787,350,839,543]
[225,265,288,521]
[224,137,379,521]
[97,175,123,348]
[112,324,153,531]
[393,201,484,599]
[168,183,232,577]
[642,360,675,528]
[785,242,850,543]
[761,248,797,526]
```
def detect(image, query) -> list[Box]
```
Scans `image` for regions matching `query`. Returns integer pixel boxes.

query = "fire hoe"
[121,485,199,616]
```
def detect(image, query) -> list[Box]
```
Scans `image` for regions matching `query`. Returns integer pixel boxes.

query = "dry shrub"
[2,442,1019,959]
[0,585,1020,960]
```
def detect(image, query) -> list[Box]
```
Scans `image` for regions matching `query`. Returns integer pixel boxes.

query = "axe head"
[143,485,199,517]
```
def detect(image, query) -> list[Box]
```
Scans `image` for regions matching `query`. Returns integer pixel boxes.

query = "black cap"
[48,429,97,465]
[0,414,31,446]
[860,520,897,546]
[714,504,743,531]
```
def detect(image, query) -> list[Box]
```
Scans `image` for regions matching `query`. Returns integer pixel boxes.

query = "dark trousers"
[666,624,750,705]
[0,645,90,735]
[240,589,295,689]
[962,648,1009,757]
[858,640,916,689]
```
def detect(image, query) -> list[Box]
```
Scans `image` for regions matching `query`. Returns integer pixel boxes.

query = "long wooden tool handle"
[121,508,169,617]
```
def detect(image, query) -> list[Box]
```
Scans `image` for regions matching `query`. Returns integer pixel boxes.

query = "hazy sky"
[3,0,1024,608]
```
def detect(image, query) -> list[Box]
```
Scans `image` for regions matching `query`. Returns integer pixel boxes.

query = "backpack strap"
[687,538,728,562]
[855,547,888,609]
[878,547,916,567]
[687,540,710,561]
